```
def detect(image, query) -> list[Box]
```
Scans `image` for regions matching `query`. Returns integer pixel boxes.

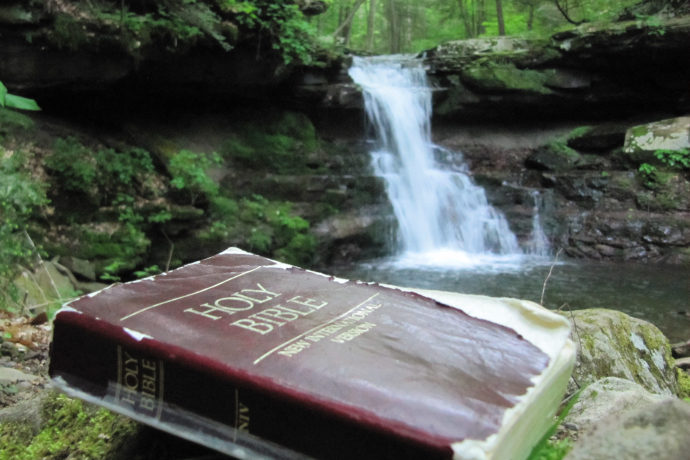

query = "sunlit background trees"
[312,0,653,53]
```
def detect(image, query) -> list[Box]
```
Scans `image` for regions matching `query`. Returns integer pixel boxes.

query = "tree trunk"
[457,0,474,38]
[366,0,377,51]
[333,0,367,44]
[495,0,506,35]
[386,0,400,53]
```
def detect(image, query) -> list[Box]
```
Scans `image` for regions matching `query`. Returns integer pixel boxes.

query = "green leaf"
[0,81,6,107]
[5,93,41,111]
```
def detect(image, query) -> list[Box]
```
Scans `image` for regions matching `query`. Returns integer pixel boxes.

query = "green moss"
[220,110,320,174]
[0,107,35,137]
[0,393,139,460]
[462,62,554,94]
[678,369,690,399]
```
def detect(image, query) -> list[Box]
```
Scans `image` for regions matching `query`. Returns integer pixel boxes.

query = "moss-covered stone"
[461,61,554,94]
[623,117,690,165]
[561,309,680,396]
[526,140,581,171]
[0,392,140,460]
[677,369,690,399]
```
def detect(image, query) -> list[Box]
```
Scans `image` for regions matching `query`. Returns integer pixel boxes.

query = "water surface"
[331,257,689,343]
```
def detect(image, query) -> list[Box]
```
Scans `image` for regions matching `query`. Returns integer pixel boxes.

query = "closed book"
[49,248,575,459]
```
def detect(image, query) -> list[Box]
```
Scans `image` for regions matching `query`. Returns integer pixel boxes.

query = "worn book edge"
[410,289,575,460]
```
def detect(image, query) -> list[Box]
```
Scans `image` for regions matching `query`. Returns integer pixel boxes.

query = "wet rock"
[561,308,680,396]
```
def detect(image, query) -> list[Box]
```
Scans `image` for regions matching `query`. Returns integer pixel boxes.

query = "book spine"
[49,312,451,460]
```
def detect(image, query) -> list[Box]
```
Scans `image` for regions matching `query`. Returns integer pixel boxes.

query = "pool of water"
[330,255,690,343]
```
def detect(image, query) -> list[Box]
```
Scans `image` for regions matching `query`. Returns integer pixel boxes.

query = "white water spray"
[349,55,523,267]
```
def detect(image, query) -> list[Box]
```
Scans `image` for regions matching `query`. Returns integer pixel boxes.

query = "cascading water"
[349,55,523,267]
[526,190,551,257]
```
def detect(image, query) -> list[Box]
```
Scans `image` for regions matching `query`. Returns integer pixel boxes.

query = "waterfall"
[527,190,551,256]
[349,55,522,265]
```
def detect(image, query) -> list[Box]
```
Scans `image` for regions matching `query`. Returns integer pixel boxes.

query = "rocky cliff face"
[419,16,690,263]
[424,16,690,122]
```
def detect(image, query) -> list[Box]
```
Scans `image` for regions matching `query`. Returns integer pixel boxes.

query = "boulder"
[566,397,690,460]
[567,124,627,153]
[624,116,690,164]
[563,377,665,435]
[11,261,79,315]
[561,309,680,396]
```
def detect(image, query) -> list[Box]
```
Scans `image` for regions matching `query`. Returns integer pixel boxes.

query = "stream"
[330,258,690,343]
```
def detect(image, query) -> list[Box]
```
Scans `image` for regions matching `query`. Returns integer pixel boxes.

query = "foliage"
[221,110,319,173]
[44,137,160,279]
[0,81,40,112]
[46,0,317,65]
[527,390,581,460]
[638,148,689,189]
[654,148,690,170]
[0,393,138,460]
[316,0,644,54]
[0,108,35,143]
[221,0,317,64]
[45,137,97,195]
[46,137,155,203]
[0,150,49,311]
[169,149,222,205]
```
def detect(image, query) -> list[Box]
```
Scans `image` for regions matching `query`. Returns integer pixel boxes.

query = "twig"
[161,230,175,272]
[540,247,562,305]
[561,302,582,390]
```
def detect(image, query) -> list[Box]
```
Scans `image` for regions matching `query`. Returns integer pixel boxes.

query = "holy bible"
[49,248,575,460]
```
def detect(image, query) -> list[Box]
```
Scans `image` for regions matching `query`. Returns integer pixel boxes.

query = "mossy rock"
[560,309,680,396]
[525,141,581,171]
[635,172,690,211]
[566,124,627,153]
[460,61,554,94]
[623,117,690,165]
[0,392,141,460]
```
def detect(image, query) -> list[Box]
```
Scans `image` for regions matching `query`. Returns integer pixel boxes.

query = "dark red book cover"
[49,248,574,459]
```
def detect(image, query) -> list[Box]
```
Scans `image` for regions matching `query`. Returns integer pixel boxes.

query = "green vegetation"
[43,137,160,280]
[165,145,317,265]
[653,148,690,170]
[221,110,319,173]
[43,0,319,65]
[0,393,139,460]
[169,150,221,205]
[46,137,155,204]
[0,150,49,311]
[527,390,580,460]
[638,148,690,189]
[0,81,40,112]
[317,0,648,54]
[678,368,690,399]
